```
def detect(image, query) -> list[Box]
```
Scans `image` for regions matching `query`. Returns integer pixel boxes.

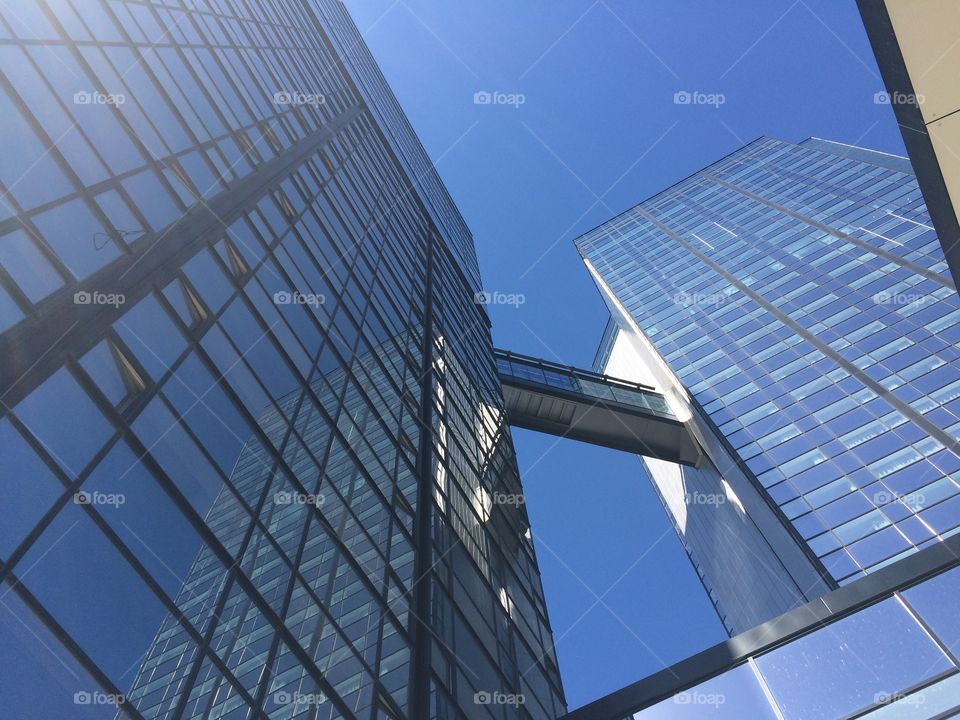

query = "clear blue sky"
[342,0,908,709]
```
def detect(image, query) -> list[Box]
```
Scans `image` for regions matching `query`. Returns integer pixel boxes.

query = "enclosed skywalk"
[495,349,702,466]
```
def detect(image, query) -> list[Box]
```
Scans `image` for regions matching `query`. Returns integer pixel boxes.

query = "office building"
[857,0,960,289]
[579,137,960,633]
[0,1,565,718]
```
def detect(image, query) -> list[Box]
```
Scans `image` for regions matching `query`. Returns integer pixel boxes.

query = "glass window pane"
[0,590,123,720]
[0,281,24,332]
[0,419,63,560]
[114,293,186,380]
[15,367,114,476]
[0,229,64,302]
[31,197,118,280]
[634,663,778,719]
[860,673,960,719]
[755,596,953,720]
[79,340,137,406]
[18,501,170,686]
[903,565,960,659]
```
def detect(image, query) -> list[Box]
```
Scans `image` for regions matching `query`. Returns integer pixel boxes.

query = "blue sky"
[342,0,908,708]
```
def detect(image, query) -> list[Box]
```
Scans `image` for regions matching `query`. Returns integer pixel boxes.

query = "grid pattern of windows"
[0,2,563,719]
[578,137,960,586]
[624,562,960,719]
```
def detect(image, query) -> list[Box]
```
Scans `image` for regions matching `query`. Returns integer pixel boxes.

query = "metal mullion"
[2,575,151,720]
[0,261,38,325]
[408,232,436,719]
[0,107,363,407]
[10,8,125,204]
[104,379,359,720]
[95,2,205,159]
[0,409,124,585]
[63,354,285,719]
[200,2,301,131]
[429,568,549,716]
[126,2,231,148]
[247,332,354,713]
[181,314,415,655]
[60,286,349,720]
[251,438,405,720]
[49,453,268,720]
[0,380,268,720]
[0,70,129,266]
[191,275,412,584]
[427,424,560,696]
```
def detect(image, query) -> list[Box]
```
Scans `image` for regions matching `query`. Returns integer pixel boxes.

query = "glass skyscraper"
[579,136,960,633]
[0,2,564,719]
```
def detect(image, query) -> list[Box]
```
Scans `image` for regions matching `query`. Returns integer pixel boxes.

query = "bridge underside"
[495,350,702,467]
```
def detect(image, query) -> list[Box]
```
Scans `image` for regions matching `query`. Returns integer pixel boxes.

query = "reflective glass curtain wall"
[579,137,960,586]
[0,1,564,719]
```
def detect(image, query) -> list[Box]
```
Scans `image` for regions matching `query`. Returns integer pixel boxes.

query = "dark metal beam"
[561,531,960,720]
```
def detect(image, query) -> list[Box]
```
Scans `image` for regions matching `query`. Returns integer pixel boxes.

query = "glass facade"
[624,562,960,719]
[0,2,564,719]
[579,137,960,586]
[495,350,674,419]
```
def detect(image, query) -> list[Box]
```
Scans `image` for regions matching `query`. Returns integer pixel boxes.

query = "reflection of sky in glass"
[577,138,960,584]
[635,662,778,719]
[860,673,960,719]
[755,596,953,720]
[903,565,960,660]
